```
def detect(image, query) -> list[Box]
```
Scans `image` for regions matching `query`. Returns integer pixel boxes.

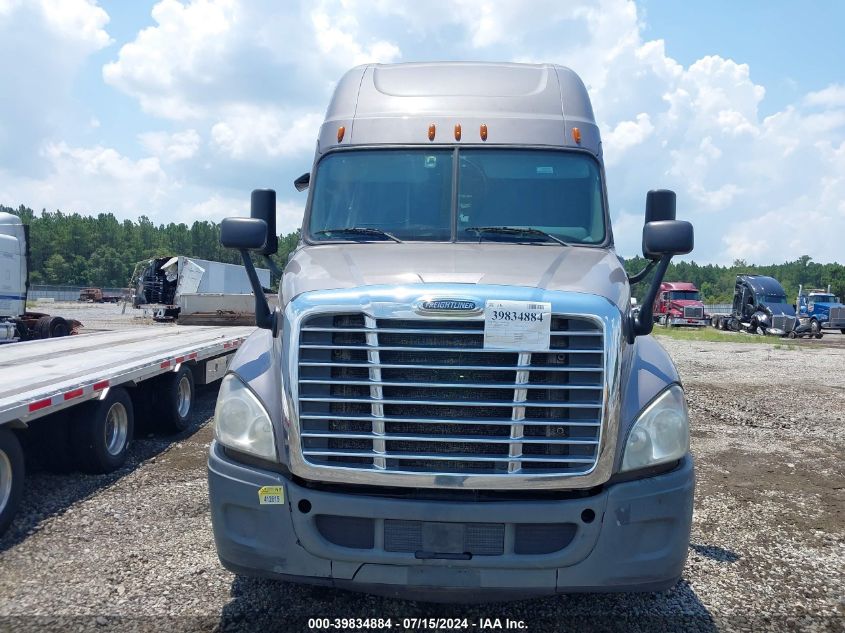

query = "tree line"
[3,205,299,289]
[4,204,844,302]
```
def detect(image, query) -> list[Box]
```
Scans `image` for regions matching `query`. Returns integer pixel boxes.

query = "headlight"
[214,374,277,461]
[620,384,689,473]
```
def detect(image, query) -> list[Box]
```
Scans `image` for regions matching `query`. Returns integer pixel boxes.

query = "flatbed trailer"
[0,325,254,534]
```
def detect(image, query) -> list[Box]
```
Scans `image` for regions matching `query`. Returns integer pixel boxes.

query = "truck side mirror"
[294,172,310,192]
[220,217,268,250]
[219,216,277,334]
[250,189,278,256]
[642,220,694,260]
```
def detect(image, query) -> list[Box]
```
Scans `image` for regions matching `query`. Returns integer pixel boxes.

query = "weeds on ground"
[652,325,796,346]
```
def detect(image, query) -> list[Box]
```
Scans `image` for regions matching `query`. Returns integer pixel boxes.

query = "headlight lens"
[621,384,689,472]
[214,374,277,461]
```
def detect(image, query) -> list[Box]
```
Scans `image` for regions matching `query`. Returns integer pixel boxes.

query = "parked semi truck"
[0,324,253,535]
[797,285,845,335]
[1,211,81,343]
[209,62,695,600]
[652,281,708,327]
[712,274,802,337]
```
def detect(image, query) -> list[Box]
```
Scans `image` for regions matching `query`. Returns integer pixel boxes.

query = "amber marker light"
[571,127,582,144]
[454,124,462,141]
[337,126,345,142]
[480,123,488,141]
[428,124,436,141]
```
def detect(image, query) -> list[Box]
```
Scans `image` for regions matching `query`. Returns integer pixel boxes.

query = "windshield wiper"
[464,226,571,246]
[314,227,403,243]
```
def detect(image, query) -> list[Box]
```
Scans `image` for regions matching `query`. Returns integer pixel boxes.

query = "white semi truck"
[209,62,696,601]
[1,211,81,343]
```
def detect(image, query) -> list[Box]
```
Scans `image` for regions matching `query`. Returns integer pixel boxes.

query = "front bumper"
[667,316,708,327]
[208,443,694,602]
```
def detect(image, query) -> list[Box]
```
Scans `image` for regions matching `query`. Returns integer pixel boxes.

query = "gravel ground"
[29,300,159,332]
[0,322,843,632]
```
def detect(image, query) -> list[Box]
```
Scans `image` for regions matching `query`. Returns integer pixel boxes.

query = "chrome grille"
[683,306,704,319]
[772,315,795,332]
[829,307,845,324]
[296,313,604,476]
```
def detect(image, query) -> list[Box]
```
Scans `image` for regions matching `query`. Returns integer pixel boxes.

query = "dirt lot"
[0,314,842,632]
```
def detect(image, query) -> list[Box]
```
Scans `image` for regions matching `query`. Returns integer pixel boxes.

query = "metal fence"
[28,285,130,302]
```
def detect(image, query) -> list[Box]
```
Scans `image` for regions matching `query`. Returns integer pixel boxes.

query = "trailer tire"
[0,428,25,536]
[787,331,797,339]
[155,366,195,434]
[71,387,134,474]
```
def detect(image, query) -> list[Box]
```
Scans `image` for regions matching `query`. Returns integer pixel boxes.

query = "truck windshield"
[668,291,699,300]
[758,294,787,304]
[810,294,836,303]
[308,149,605,244]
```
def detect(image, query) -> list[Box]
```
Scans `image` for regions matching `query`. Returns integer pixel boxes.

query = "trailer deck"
[0,325,254,426]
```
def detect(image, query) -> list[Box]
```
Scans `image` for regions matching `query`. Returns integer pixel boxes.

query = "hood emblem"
[416,298,481,315]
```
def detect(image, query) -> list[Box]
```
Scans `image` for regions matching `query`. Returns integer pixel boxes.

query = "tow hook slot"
[415,551,473,560]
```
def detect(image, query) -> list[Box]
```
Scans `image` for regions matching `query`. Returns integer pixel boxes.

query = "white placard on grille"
[483,300,552,350]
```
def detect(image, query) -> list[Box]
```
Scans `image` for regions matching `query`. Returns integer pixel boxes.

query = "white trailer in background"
[0,324,254,535]
[132,255,271,323]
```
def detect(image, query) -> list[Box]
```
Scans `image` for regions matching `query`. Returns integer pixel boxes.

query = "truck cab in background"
[209,62,695,601]
[714,274,799,337]
[1,211,80,343]
[653,281,709,327]
[797,287,845,335]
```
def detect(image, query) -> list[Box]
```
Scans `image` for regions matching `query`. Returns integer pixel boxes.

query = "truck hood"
[762,302,796,316]
[282,243,629,310]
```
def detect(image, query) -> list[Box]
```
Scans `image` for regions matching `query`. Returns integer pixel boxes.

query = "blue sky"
[1,0,844,264]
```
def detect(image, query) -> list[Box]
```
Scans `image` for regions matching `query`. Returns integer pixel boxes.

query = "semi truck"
[0,324,254,535]
[1,211,81,343]
[208,62,695,601]
[652,281,709,327]
[712,274,801,337]
[797,285,845,335]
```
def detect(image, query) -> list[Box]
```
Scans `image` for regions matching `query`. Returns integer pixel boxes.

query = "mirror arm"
[240,249,279,335]
[627,260,656,285]
[628,254,672,343]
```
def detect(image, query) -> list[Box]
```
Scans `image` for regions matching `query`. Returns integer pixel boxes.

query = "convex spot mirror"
[642,220,694,260]
[293,172,310,192]
[220,217,268,251]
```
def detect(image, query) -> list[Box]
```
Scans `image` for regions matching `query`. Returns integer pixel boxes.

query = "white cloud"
[210,108,323,160]
[603,113,654,166]
[139,129,202,162]
[804,84,845,108]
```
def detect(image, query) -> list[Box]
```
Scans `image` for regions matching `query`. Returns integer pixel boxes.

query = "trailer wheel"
[71,387,134,473]
[36,315,70,339]
[787,331,797,339]
[0,428,25,536]
[155,366,195,434]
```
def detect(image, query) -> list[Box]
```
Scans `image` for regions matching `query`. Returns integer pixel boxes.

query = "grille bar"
[302,450,597,464]
[301,432,598,445]
[300,361,602,373]
[301,344,603,354]
[299,379,600,390]
[299,396,601,408]
[300,414,601,427]
[302,326,599,337]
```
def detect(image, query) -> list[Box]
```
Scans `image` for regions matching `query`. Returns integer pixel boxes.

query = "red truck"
[653,281,709,327]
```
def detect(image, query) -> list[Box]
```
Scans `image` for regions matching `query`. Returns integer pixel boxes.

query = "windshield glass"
[668,291,700,300]
[810,294,836,303]
[757,293,787,304]
[308,149,606,244]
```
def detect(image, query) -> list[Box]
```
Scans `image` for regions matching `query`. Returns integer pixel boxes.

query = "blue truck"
[797,286,845,335]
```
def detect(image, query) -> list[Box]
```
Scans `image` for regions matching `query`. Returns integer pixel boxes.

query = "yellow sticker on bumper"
[258,485,284,505]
